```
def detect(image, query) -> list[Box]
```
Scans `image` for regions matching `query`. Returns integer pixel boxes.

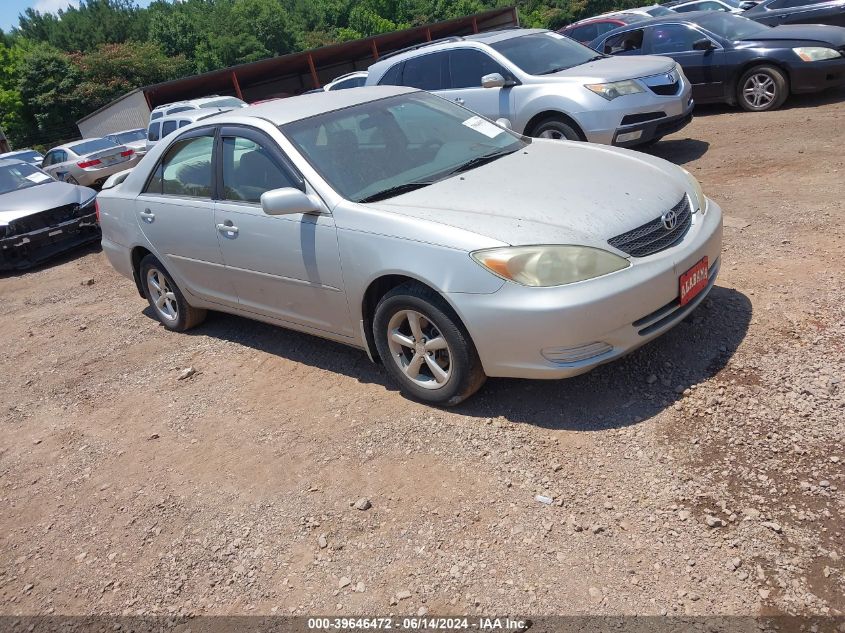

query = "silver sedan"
[42,137,141,188]
[97,87,722,406]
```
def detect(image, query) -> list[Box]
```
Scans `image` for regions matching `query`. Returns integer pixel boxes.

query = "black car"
[589,11,845,110]
[743,0,845,27]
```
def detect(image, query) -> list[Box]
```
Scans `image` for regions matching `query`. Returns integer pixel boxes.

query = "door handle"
[454,97,465,105]
[217,222,239,237]
[139,209,155,223]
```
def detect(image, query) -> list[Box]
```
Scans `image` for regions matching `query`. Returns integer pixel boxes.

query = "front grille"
[620,111,666,126]
[608,196,692,258]
[6,202,92,237]
[649,81,680,96]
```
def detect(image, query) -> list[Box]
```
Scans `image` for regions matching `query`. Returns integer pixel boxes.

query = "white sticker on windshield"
[462,116,504,139]
[25,172,52,183]
[546,32,565,39]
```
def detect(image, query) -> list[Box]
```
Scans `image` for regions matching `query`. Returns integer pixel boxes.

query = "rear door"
[213,126,350,336]
[135,126,237,306]
[644,24,727,101]
[438,48,516,122]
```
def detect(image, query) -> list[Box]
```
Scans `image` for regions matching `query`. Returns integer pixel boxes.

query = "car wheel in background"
[737,65,788,112]
[530,116,583,141]
[373,282,486,406]
[139,254,207,332]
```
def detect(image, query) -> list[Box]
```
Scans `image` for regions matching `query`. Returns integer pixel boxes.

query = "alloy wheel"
[538,129,566,140]
[146,268,178,322]
[386,309,452,390]
[743,73,776,109]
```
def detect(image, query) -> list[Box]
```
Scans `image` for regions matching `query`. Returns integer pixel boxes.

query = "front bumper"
[0,212,100,271]
[446,198,723,379]
[790,58,845,93]
[614,99,694,147]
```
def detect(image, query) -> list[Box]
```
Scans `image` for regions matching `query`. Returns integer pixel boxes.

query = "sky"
[1,0,156,33]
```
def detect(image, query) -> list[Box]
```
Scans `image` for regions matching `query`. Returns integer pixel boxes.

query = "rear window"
[148,122,161,142]
[68,138,118,155]
[6,150,42,162]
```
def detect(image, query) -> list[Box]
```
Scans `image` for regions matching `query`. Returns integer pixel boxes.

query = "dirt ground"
[1,89,843,620]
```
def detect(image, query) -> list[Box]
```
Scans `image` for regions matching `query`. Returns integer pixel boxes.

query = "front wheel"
[373,283,486,406]
[530,116,583,141]
[737,65,788,112]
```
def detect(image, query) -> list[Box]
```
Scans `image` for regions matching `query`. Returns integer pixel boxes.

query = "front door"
[135,127,237,307]
[646,25,727,102]
[437,49,515,123]
[213,126,351,337]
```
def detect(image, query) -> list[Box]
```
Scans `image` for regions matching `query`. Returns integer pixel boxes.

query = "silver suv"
[366,28,694,146]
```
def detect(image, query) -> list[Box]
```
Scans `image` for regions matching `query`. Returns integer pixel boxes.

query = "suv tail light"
[78,158,101,169]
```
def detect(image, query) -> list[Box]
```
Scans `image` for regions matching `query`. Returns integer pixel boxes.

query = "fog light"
[542,342,613,364]
[616,130,643,143]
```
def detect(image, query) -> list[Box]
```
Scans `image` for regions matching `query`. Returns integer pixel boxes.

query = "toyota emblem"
[661,209,678,230]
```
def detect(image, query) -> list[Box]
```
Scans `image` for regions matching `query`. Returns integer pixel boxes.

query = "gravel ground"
[1,89,843,619]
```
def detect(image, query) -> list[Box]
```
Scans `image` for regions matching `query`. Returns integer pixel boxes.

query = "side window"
[150,111,162,121]
[650,24,706,53]
[166,106,193,115]
[144,134,214,198]
[148,122,161,142]
[329,76,366,90]
[570,23,600,42]
[42,152,54,167]
[401,52,449,90]
[378,62,404,85]
[449,49,508,88]
[603,29,645,55]
[179,120,191,128]
[161,120,179,137]
[221,135,299,204]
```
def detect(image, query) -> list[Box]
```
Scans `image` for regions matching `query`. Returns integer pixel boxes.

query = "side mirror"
[692,38,714,51]
[481,73,506,89]
[495,118,513,130]
[261,187,321,216]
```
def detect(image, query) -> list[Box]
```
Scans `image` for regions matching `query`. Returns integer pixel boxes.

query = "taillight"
[120,149,134,157]
[95,199,100,223]
[78,158,101,169]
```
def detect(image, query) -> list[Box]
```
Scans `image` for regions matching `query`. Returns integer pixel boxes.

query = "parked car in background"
[148,96,248,121]
[365,29,693,147]
[0,149,44,169]
[743,0,845,27]
[105,128,148,158]
[559,13,649,44]
[146,109,230,151]
[590,11,845,110]
[0,158,98,270]
[97,87,722,406]
[41,138,140,188]
[324,71,369,90]
[666,0,746,13]
[606,5,681,16]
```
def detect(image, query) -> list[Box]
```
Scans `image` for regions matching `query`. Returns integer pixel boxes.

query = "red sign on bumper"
[679,256,709,307]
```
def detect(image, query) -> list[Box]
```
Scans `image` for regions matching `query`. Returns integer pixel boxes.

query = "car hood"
[739,24,845,46]
[0,181,96,225]
[365,140,690,250]
[545,55,675,81]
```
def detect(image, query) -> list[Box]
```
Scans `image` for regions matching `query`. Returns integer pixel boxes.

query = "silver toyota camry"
[98,87,722,406]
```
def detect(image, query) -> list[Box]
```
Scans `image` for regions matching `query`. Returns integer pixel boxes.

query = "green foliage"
[1,0,641,148]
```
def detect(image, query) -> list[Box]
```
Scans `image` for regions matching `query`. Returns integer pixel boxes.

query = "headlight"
[792,47,841,62]
[470,245,629,287]
[681,167,706,214]
[584,80,644,100]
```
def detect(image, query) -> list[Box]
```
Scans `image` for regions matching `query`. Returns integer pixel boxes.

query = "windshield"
[693,12,770,38]
[69,138,118,156]
[4,150,42,162]
[282,92,526,203]
[0,163,53,195]
[110,130,146,144]
[202,97,246,108]
[490,31,603,75]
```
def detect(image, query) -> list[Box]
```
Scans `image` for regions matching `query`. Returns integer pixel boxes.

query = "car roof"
[208,86,418,127]
[155,108,229,124]
[568,12,646,26]
[368,28,550,74]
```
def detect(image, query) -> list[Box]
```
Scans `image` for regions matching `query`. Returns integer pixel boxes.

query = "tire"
[529,116,583,141]
[139,254,206,332]
[737,65,788,112]
[373,282,486,406]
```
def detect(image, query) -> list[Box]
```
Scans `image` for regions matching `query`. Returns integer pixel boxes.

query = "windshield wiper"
[357,181,433,203]
[537,65,573,75]
[444,148,520,177]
